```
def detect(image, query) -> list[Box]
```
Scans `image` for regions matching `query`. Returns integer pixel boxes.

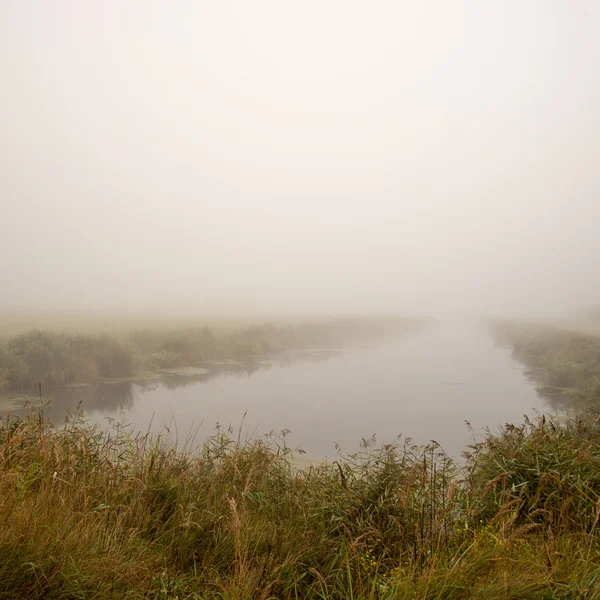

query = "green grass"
[1,409,600,598]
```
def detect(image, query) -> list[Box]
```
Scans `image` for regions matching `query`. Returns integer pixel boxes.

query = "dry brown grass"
[1,408,600,598]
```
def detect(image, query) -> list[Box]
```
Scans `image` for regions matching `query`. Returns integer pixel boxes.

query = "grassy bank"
[0,317,428,393]
[491,320,600,412]
[1,409,600,598]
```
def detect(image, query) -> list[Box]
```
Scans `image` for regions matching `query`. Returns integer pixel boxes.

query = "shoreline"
[0,345,351,414]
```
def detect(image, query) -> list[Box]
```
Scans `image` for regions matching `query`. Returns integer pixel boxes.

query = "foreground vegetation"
[491,320,600,412]
[2,406,600,599]
[0,317,427,393]
[2,319,600,597]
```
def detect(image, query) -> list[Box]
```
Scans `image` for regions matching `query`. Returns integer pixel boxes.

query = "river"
[30,319,549,459]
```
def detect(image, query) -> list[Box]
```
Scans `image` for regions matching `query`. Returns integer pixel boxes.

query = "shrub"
[4,330,134,389]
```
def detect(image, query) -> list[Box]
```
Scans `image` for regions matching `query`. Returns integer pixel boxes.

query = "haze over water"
[38,319,548,458]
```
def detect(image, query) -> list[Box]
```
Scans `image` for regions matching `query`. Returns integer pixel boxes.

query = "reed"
[1,407,599,598]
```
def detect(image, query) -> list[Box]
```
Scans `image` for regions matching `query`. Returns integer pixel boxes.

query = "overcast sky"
[1,1,599,318]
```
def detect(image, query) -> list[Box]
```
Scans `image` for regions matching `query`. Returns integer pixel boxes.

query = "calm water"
[37,320,548,458]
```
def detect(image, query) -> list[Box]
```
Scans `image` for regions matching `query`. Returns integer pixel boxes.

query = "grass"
[0,317,429,393]
[2,408,600,598]
[491,320,600,412]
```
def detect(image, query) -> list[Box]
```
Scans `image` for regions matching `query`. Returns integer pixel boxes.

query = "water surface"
[37,320,548,458]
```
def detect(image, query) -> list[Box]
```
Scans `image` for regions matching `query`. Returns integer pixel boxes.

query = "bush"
[4,330,134,390]
[130,327,220,368]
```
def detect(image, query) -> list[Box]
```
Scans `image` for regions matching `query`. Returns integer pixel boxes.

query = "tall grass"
[2,408,600,598]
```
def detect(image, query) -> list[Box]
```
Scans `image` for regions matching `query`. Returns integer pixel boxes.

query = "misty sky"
[1,1,599,317]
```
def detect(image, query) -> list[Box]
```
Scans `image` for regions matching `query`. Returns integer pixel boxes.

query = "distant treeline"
[0,317,429,392]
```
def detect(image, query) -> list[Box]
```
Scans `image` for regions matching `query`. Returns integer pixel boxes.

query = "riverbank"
[490,319,600,412]
[2,406,600,598]
[0,316,430,395]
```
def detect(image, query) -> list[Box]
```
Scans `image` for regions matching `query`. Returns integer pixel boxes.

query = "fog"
[2,1,599,318]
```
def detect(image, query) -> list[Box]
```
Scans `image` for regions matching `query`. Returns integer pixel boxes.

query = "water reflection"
[492,335,573,413]
[163,364,264,389]
[40,381,135,423]
[38,353,333,422]
[7,322,553,459]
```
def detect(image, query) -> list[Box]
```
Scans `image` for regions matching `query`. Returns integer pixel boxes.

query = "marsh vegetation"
[3,406,600,598]
[491,320,600,412]
[0,317,427,394]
